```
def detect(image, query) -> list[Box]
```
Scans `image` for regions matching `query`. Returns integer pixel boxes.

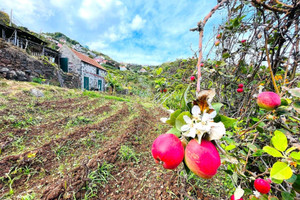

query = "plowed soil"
[0,80,224,200]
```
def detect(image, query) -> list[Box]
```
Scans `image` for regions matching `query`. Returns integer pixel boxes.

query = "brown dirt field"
[0,80,225,200]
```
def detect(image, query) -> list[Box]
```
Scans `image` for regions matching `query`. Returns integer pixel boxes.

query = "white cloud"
[130,15,146,30]
[78,0,127,29]
[0,0,54,32]
[50,0,72,8]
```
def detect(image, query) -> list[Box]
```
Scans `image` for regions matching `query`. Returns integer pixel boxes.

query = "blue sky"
[0,0,225,65]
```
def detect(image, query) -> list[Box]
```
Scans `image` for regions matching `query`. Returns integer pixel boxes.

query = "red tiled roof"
[70,49,106,71]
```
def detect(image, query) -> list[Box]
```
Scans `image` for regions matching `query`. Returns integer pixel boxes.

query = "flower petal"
[183,127,196,138]
[202,113,211,122]
[234,185,244,200]
[181,124,190,132]
[160,117,168,123]
[195,123,210,133]
[207,122,226,141]
[208,110,217,119]
[192,105,201,116]
[183,115,192,124]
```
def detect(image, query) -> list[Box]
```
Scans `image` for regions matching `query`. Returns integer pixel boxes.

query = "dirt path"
[0,80,223,200]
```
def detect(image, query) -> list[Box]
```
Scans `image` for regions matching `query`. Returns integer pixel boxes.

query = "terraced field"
[0,80,226,200]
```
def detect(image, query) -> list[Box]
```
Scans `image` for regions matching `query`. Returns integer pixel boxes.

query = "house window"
[96,68,100,75]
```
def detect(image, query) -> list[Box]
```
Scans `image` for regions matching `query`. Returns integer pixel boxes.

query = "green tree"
[0,11,10,26]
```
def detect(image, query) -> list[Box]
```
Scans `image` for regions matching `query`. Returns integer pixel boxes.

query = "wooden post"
[14,30,17,45]
[1,29,5,39]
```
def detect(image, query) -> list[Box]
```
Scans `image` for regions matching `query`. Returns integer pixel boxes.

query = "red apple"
[184,139,221,179]
[237,88,243,93]
[216,34,221,39]
[254,178,271,194]
[163,89,167,93]
[200,63,204,67]
[151,134,184,169]
[230,195,244,200]
[190,76,195,81]
[238,84,244,88]
[241,39,247,43]
[257,91,281,110]
[215,40,220,46]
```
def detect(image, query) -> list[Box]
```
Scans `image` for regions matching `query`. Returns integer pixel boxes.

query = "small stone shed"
[59,45,107,91]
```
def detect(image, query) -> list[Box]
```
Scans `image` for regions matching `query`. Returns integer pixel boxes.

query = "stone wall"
[0,39,80,88]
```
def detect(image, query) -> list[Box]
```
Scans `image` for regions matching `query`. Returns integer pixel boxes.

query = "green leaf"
[271,130,287,152]
[156,67,163,75]
[225,144,236,151]
[286,174,297,184]
[180,84,191,111]
[293,100,300,114]
[212,103,223,114]
[286,147,297,155]
[281,191,294,200]
[175,111,191,131]
[270,161,293,180]
[290,152,300,160]
[263,146,283,157]
[258,194,268,200]
[166,110,181,126]
[271,178,283,184]
[281,98,292,106]
[292,174,300,193]
[167,127,181,137]
[219,115,237,129]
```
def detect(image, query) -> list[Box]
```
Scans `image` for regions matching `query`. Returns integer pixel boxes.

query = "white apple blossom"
[253,190,261,198]
[181,105,225,144]
[234,185,244,200]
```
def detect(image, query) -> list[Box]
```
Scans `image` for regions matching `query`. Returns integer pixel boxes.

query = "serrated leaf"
[287,174,297,184]
[270,161,293,180]
[175,111,191,131]
[263,146,283,157]
[212,103,223,114]
[290,152,300,160]
[281,191,294,200]
[166,110,181,126]
[167,127,181,137]
[286,147,297,155]
[272,130,287,152]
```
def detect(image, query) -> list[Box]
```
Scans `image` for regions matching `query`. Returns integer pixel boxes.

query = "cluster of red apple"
[151,134,221,179]
[230,178,271,200]
[237,83,244,93]
[160,88,167,93]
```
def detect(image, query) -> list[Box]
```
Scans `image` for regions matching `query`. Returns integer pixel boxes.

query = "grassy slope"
[0,79,230,200]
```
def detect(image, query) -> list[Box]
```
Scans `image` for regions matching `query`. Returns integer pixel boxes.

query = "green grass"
[84,161,115,199]
[119,145,139,163]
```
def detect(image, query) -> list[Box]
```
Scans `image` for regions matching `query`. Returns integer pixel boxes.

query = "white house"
[59,45,107,91]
